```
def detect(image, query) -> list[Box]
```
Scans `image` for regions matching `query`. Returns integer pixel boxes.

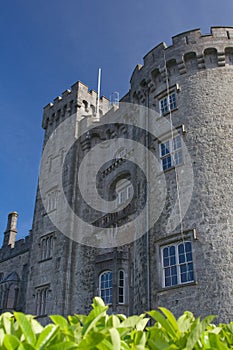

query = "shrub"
[0,297,232,349]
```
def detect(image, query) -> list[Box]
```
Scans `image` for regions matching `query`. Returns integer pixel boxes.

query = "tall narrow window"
[99,271,112,305]
[162,241,194,287]
[118,270,125,304]
[36,286,49,316]
[41,234,54,261]
[160,135,183,171]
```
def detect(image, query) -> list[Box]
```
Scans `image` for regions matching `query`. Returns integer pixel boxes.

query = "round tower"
[128,27,233,321]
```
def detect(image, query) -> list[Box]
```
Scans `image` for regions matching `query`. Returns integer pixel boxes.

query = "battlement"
[130,27,233,98]
[42,80,110,130]
[0,235,31,262]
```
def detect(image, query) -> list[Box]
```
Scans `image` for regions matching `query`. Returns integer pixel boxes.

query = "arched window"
[99,271,112,305]
[118,270,125,304]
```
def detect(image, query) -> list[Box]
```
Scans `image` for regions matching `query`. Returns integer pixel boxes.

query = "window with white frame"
[162,241,194,287]
[118,270,125,304]
[160,134,183,171]
[116,179,133,205]
[99,271,112,305]
[159,93,177,115]
[36,286,49,316]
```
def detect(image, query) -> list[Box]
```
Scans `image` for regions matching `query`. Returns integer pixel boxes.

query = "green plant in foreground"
[0,297,232,349]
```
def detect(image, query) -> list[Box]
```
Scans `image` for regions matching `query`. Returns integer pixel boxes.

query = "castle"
[1,27,233,324]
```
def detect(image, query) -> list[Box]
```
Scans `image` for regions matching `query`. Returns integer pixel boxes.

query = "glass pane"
[163,247,169,257]
[171,266,177,276]
[170,256,176,265]
[170,246,175,256]
[179,253,185,263]
[185,242,191,252]
[172,275,177,285]
[165,268,170,277]
[163,257,169,267]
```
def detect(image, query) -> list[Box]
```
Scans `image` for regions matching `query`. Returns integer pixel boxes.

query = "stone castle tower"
[0,26,233,323]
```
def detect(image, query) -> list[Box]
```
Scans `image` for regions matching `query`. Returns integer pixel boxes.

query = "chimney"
[3,212,18,248]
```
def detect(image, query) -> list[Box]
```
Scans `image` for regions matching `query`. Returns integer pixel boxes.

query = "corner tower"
[127,26,233,321]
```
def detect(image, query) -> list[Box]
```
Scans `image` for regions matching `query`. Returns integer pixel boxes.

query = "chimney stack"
[3,212,18,248]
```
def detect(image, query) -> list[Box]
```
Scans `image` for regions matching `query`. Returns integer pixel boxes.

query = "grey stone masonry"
[1,26,233,323]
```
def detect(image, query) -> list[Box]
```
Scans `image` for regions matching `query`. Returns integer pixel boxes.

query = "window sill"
[158,162,184,175]
[157,107,178,120]
[157,281,197,293]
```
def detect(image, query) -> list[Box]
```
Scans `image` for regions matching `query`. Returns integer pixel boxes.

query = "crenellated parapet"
[42,80,110,131]
[130,27,233,102]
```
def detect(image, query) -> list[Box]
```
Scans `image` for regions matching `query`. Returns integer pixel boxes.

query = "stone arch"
[184,52,198,72]
[204,48,218,68]
[225,47,233,65]
[82,100,89,112]
[90,104,95,116]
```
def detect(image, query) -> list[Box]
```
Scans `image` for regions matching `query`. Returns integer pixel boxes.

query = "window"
[160,135,183,171]
[46,188,59,213]
[162,241,194,287]
[118,270,125,304]
[36,286,49,316]
[41,234,54,261]
[118,184,133,205]
[159,93,177,115]
[6,284,18,309]
[99,271,112,304]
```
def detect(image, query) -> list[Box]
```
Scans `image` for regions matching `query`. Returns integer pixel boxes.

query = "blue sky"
[1,0,233,241]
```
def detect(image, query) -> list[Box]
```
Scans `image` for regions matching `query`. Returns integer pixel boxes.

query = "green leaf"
[82,306,108,336]
[2,313,14,334]
[3,334,20,350]
[14,312,36,346]
[159,307,179,334]
[92,297,106,308]
[49,341,78,350]
[36,324,59,349]
[148,310,176,338]
[50,315,68,329]
[109,328,121,350]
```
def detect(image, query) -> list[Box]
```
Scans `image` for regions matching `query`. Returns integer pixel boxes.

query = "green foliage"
[0,297,232,349]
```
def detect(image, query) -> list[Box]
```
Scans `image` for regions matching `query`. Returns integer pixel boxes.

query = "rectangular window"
[162,241,194,287]
[160,135,183,171]
[118,184,133,205]
[36,286,49,316]
[118,270,125,304]
[159,93,177,115]
[40,234,54,261]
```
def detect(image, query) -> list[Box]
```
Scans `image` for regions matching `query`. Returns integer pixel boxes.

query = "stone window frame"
[39,232,55,262]
[116,179,133,206]
[156,230,197,291]
[45,186,59,213]
[159,133,183,171]
[161,241,194,288]
[159,92,177,116]
[99,270,113,305]
[35,284,50,317]
[118,269,125,304]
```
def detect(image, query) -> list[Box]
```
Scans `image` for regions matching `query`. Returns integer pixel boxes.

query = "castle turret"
[3,212,18,248]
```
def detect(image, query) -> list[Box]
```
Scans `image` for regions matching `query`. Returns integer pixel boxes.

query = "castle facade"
[1,27,233,323]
